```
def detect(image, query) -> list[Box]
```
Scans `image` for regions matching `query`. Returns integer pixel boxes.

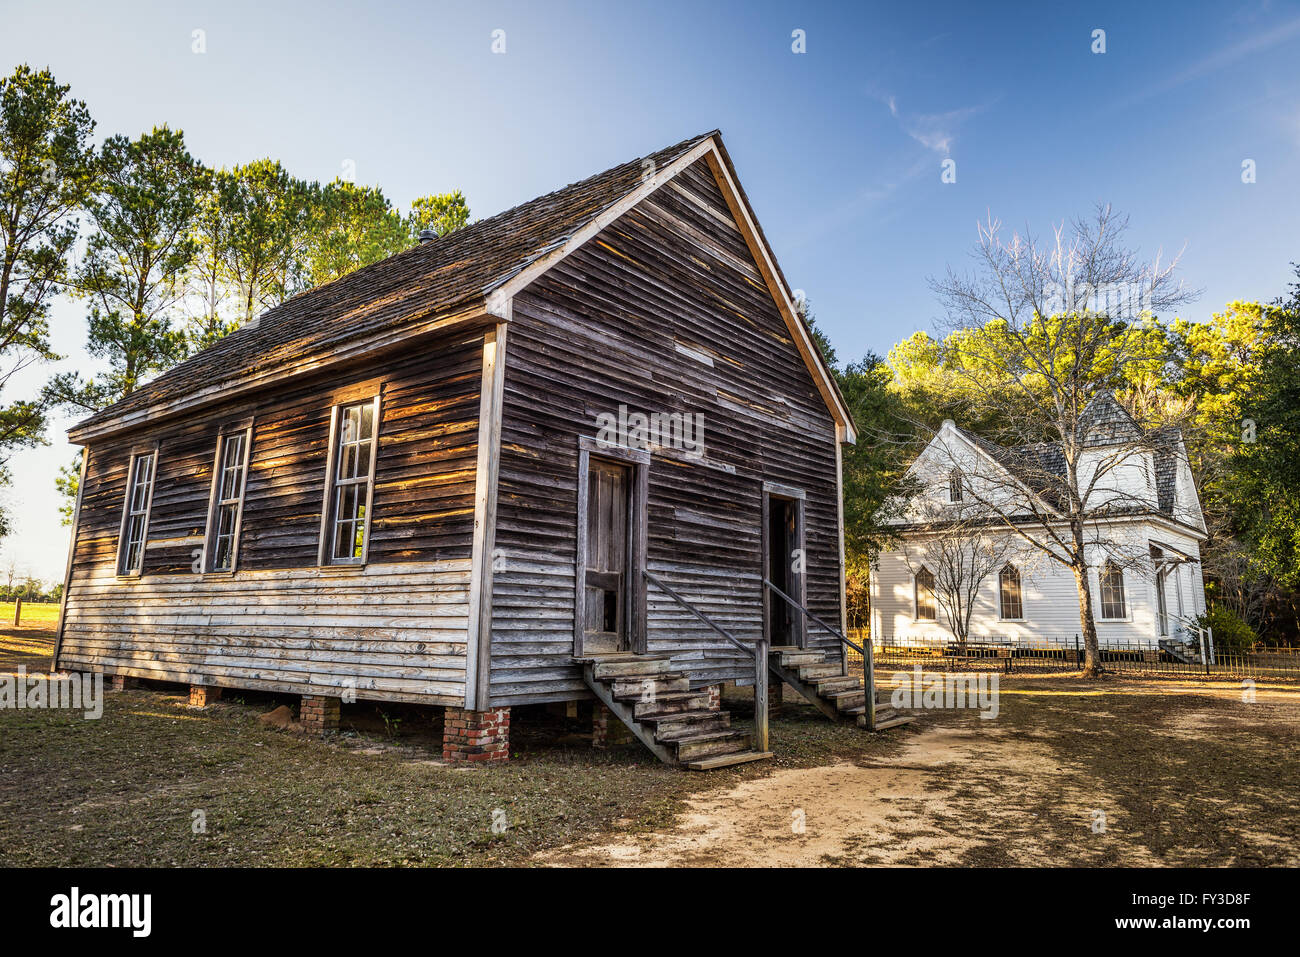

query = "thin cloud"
[1112,15,1300,110]
[870,90,989,155]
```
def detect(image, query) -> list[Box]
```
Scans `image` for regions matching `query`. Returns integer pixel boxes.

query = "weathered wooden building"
[56,131,893,769]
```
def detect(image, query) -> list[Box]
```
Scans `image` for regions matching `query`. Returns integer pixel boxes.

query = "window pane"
[355,437,371,477]
[1000,565,1022,619]
[332,484,363,559]
[341,406,360,444]
[212,505,237,569]
[1100,566,1125,618]
[327,401,377,562]
[130,454,154,512]
[916,568,936,620]
[120,454,155,573]
[338,442,356,480]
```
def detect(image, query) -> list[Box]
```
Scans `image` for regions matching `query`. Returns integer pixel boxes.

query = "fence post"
[1075,633,1080,665]
[863,634,877,731]
[12,596,21,627]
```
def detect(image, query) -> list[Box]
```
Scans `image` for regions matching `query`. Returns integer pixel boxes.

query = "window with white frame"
[325,398,379,563]
[118,450,157,575]
[1099,561,1126,619]
[914,566,936,620]
[999,563,1023,620]
[948,469,963,502]
[206,429,251,572]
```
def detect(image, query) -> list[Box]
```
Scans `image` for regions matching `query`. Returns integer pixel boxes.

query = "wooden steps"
[769,647,916,732]
[579,654,774,771]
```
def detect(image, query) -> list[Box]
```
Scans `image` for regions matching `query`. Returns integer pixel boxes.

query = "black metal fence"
[844,631,1300,679]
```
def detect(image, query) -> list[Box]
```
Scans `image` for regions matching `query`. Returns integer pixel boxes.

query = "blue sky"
[3,0,1299,580]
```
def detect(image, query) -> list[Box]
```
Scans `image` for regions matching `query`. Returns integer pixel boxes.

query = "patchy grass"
[950,675,1300,866]
[3,625,1295,867]
[0,684,767,867]
[0,629,897,867]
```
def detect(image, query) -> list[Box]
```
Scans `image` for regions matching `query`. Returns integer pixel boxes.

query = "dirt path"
[539,678,1300,867]
[538,720,1141,866]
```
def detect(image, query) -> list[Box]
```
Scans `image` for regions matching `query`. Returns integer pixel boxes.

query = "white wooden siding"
[872,523,1207,647]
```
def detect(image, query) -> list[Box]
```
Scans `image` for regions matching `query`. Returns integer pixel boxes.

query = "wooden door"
[584,459,631,653]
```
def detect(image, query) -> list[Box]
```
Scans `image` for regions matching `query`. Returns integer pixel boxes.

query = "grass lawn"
[0,601,59,630]
[2,625,1297,867]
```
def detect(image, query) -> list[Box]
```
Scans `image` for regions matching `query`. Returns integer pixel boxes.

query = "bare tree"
[927,205,1200,676]
[898,496,1026,649]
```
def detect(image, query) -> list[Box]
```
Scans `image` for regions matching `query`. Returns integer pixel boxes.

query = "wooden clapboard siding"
[58,329,487,704]
[488,156,843,705]
[58,561,472,703]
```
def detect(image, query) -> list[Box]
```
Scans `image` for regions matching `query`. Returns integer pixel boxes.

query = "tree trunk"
[1071,563,1103,677]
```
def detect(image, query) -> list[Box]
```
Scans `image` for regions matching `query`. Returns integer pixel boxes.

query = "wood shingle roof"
[71,132,717,440]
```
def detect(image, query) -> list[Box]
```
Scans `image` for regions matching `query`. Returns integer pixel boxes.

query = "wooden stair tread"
[686,750,774,771]
[864,714,916,731]
[639,708,721,726]
[844,702,895,716]
[669,728,749,745]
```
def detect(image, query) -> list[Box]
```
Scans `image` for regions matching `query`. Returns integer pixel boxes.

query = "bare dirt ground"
[540,677,1300,867]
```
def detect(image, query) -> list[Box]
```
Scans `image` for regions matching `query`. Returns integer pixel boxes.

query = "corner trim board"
[466,324,509,710]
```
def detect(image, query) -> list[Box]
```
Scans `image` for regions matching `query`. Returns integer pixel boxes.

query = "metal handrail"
[643,570,768,751]
[763,577,878,731]
[763,578,866,657]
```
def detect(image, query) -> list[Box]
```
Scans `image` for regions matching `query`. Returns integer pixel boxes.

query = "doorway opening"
[762,485,805,648]
[583,458,631,654]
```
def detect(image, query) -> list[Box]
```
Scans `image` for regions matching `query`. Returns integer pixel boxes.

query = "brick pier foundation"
[188,684,222,708]
[592,704,633,748]
[768,679,784,715]
[300,695,341,733]
[704,683,722,710]
[442,707,510,763]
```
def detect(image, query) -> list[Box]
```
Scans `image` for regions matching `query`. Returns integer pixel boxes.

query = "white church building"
[871,393,1209,651]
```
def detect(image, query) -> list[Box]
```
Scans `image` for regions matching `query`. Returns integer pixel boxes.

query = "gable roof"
[913,392,1195,527]
[70,131,855,444]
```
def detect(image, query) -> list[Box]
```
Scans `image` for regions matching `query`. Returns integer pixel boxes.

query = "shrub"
[1192,605,1258,653]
